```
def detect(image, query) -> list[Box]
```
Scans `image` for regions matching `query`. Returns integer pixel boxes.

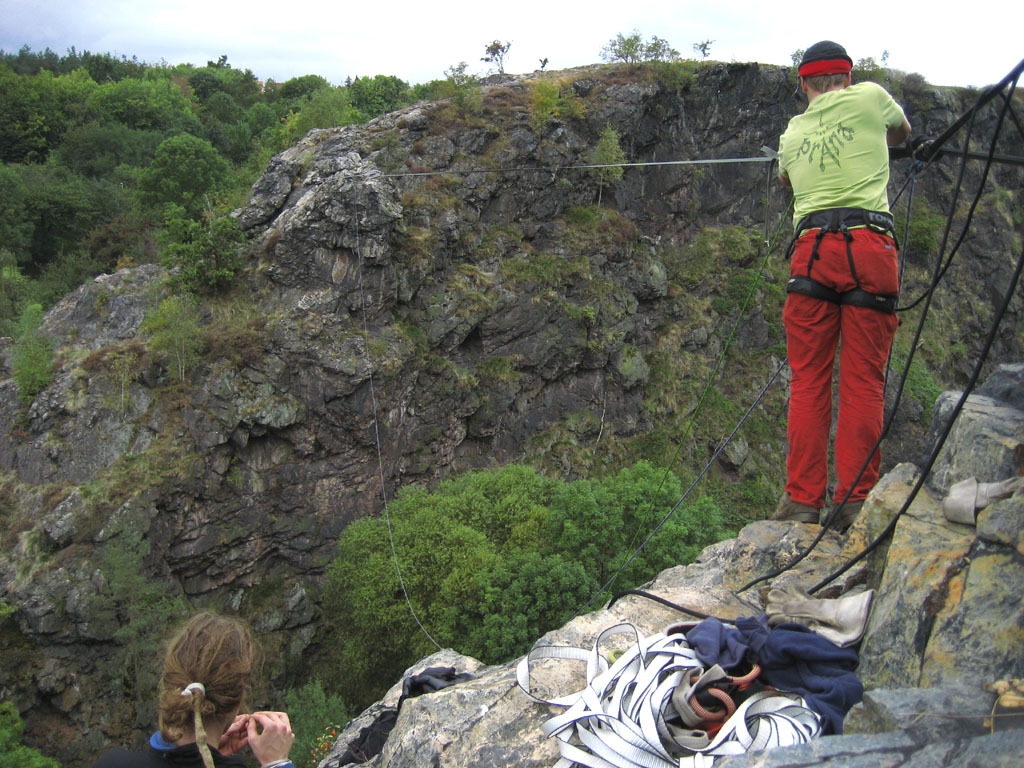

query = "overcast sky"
[2,0,1019,90]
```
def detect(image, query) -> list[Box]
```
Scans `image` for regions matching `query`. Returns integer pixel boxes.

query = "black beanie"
[800,41,853,69]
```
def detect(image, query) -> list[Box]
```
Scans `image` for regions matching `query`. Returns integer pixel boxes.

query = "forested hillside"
[0,46,450,341]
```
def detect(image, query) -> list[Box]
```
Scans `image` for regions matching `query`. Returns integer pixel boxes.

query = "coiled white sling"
[517,623,821,768]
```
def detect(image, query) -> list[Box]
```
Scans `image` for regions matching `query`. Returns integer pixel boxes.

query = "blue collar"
[150,732,178,751]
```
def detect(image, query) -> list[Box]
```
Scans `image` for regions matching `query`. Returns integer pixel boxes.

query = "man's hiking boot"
[830,500,863,532]
[773,493,819,524]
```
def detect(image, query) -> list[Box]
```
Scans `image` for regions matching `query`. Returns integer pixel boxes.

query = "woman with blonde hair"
[93,612,295,768]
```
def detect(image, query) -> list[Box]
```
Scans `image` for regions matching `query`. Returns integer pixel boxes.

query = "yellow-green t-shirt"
[779,81,907,228]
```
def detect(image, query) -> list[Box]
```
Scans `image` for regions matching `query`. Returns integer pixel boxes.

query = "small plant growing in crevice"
[11,304,54,404]
[141,295,204,382]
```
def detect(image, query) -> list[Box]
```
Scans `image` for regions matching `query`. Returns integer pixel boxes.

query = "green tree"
[159,206,247,294]
[141,294,204,381]
[2,44,62,75]
[139,133,229,219]
[321,462,726,708]
[591,123,626,205]
[601,31,679,64]
[0,164,33,262]
[11,303,54,403]
[109,346,140,416]
[452,550,594,661]
[0,250,31,337]
[601,31,645,64]
[198,90,254,161]
[643,36,680,62]
[278,86,360,147]
[202,90,246,125]
[1,45,145,81]
[0,67,69,163]
[52,120,163,178]
[277,74,331,105]
[322,514,441,708]
[443,62,482,119]
[188,69,225,103]
[0,701,59,768]
[544,461,724,594]
[82,210,158,271]
[481,40,512,74]
[85,75,196,132]
[31,247,108,308]
[322,465,559,706]
[245,102,279,137]
[79,50,148,83]
[854,56,888,84]
[284,679,349,768]
[693,40,714,60]
[530,81,586,131]
[347,75,410,118]
[16,163,127,273]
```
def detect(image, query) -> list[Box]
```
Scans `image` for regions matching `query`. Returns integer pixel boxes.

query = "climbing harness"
[784,207,900,314]
[786,275,897,314]
[517,623,821,768]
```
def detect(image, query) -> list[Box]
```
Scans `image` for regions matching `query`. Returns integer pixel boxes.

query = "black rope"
[607,589,716,620]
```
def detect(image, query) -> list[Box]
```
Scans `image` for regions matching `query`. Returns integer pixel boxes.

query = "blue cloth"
[684,616,757,670]
[756,622,862,735]
[683,616,862,735]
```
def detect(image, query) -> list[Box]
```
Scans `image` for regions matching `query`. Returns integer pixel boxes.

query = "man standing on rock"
[773,41,912,530]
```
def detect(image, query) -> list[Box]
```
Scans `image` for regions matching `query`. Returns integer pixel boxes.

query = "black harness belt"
[794,207,896,238]
[785,207,900,315]
[786,275,898,314]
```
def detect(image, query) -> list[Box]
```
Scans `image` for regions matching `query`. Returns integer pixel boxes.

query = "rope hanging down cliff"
[351,209,444,654]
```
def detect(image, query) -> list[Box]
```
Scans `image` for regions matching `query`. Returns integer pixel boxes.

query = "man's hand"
[909,135,936,162]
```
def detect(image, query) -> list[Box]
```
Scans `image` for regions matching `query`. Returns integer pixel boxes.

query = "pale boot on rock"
[828,500,863,532]
[773,493,819,524]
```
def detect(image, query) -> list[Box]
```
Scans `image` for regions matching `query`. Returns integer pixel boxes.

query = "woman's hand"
[246,711,295,765]
[218,714,251,757]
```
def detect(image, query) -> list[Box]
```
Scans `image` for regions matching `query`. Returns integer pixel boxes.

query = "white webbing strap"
[517,622,822,768]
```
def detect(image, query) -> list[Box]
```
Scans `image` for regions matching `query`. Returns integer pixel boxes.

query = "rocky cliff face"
[0,61,1020,767]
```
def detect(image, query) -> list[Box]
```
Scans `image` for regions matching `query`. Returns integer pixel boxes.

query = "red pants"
[783,228,900,509]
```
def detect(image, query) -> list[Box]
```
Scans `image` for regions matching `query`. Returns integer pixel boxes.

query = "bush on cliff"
[321,461,727,708]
